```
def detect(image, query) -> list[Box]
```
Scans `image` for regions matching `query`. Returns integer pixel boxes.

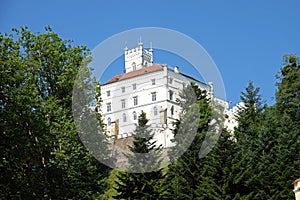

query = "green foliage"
[1,26,299,199]
[276,54,300,118]
[232,60,300,199]
[196,129,239,200]
[113,111,164,199]
[162,83,212,199]
[232,82,266,199]
[0,27,109,199]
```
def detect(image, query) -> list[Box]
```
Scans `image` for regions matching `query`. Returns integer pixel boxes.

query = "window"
[133,111,137,120]
[169,90,174,101]
[121,99,125,108]
[106,103,111,112]
[121,87,125,93]
[151,92,156,101]
[132,83,136,90]
[107,117,111,126]
[169,78,173,84]
[154,107,158,116]
[132,62,136,70]
[107,90,110,97]
[151,79,155,85]
[170,105,174,116]
[133,96,138,106]
[122,113,127,122]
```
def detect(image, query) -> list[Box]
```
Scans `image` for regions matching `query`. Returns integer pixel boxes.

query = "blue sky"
[1,0,300,106]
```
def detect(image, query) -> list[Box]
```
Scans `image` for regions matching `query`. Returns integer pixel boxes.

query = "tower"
[124,40,153,73]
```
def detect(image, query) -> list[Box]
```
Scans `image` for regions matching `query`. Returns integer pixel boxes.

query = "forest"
[1,27,299,199]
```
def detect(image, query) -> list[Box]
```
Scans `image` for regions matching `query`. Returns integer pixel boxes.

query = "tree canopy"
[0,27,109,199]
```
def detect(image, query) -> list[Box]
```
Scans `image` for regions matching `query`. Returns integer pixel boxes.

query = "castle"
[100,41,228,147]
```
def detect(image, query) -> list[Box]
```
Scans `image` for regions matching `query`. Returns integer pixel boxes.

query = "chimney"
[174,66,179,73]
[294,178,300,200]
[163,64,168,76]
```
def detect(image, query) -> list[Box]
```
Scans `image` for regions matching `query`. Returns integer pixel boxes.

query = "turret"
[124,40,153,73]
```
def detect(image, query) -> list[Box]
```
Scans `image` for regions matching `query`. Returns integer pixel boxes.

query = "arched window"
[133,111,137,120]
[107,117,111,126]
[132,62,136,70]
[170,106,174,116]
[154,107,158,116]
[122,113,127,122]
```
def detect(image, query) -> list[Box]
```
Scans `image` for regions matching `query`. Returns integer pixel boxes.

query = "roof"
[102,64,206,86]
[103,64,163,85]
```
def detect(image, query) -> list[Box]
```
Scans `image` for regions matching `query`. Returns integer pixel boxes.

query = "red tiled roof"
[103,64,163,85]
[103,64,205,86]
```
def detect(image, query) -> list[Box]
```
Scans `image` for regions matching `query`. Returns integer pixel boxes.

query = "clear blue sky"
[1,0,300,106]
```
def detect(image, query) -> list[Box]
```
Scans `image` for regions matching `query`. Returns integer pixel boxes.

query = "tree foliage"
[162,83,212,199]
[1,26,299,199]
[114,111,164,199]
[0,27,109,199]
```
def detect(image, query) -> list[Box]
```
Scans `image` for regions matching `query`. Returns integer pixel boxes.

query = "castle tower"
[124,40,153,73]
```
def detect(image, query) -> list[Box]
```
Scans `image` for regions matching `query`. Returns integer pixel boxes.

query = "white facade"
[101,43,228,147]
[124,41,153,73]
[224,102,245,133]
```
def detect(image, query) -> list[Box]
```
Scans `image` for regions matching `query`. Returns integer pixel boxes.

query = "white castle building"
[224,102,245,133]
[101,41,228,147]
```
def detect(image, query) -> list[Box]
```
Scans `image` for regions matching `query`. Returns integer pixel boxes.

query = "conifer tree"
[162,83,212,199]
[195,129,239,200]
[268,54,300,198]
[232,82,266,199]
[114,111,164,199]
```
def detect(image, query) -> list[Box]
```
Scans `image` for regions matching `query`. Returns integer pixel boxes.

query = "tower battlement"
[124,41,153,73]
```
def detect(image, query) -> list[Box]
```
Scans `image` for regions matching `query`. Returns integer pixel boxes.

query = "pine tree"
[276,54,300,119]
[268,54,300,199]
[114,111,164,199]
[195,129,239,200]
[232,82,266,199]
[162,83,212,199]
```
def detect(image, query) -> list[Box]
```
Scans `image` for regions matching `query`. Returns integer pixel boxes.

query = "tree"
[267,54,300,199]
[0,26,109,199]
[114,111,164,199]
[161,83,212,199]
[276,54,300,119]
[231,82,266,199]
[195,129,239,200]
